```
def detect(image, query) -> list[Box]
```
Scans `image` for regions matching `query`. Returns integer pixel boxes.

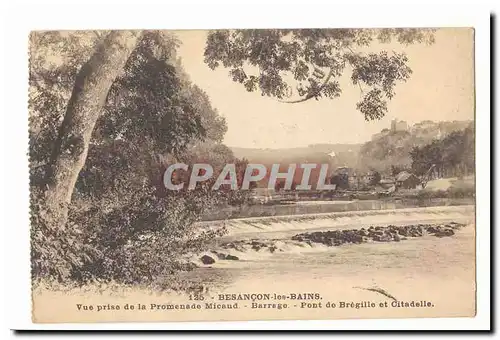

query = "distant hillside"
[231,144,362,165]
[358,120,473,174]
[227,119,473,183]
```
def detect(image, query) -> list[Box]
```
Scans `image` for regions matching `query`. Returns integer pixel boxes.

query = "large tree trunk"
[43,30,142,231]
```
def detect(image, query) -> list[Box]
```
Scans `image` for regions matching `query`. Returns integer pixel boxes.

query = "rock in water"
[434,229,455,237]
[287,221,462,248]
[225,254,239,260]
[200,255,216,265]
[212,251,227,260]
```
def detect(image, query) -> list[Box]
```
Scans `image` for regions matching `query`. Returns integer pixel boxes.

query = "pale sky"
[175,28,474,149]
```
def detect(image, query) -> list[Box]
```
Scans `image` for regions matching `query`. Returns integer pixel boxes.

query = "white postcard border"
[2,0,492,331]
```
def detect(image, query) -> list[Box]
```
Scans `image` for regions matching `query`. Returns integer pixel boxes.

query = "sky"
[174,28,474,149]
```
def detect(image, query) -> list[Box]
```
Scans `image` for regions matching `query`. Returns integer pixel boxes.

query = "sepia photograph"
[28,27,477,323]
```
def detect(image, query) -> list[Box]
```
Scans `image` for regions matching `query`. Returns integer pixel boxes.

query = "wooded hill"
[358,120,473,174]
[230,120,473,178]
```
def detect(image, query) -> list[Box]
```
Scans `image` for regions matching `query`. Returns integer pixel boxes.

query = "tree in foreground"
[31,31,234,284]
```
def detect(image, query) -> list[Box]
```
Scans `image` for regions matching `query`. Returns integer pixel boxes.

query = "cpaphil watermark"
[163,163,336,191]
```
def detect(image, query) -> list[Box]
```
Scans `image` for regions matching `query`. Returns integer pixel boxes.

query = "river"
[32,204,476,322]
[185,204,476,319]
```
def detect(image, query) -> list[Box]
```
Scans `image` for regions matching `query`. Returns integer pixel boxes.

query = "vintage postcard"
[29,28,476,323]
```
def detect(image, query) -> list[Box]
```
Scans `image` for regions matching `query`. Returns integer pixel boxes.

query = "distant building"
[391,119,409,132]
[346,171,375,189]
[371,121,408,141]
[413,120,435,131]
[395,171,421,189]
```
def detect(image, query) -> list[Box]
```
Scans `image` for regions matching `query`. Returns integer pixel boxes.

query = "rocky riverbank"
[198,222,466,265]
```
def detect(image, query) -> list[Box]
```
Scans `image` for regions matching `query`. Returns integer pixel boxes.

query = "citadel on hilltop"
[371,119,409,141]
[391,119,408,132]
[370,118,469,142]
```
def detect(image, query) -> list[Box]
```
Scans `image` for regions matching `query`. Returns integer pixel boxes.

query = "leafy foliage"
[30,31,237,286]
[368,170,382,186]
[204,28,434,120]
[409,123,474,178]
[330,173,349,189]
[358,120,473,173]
